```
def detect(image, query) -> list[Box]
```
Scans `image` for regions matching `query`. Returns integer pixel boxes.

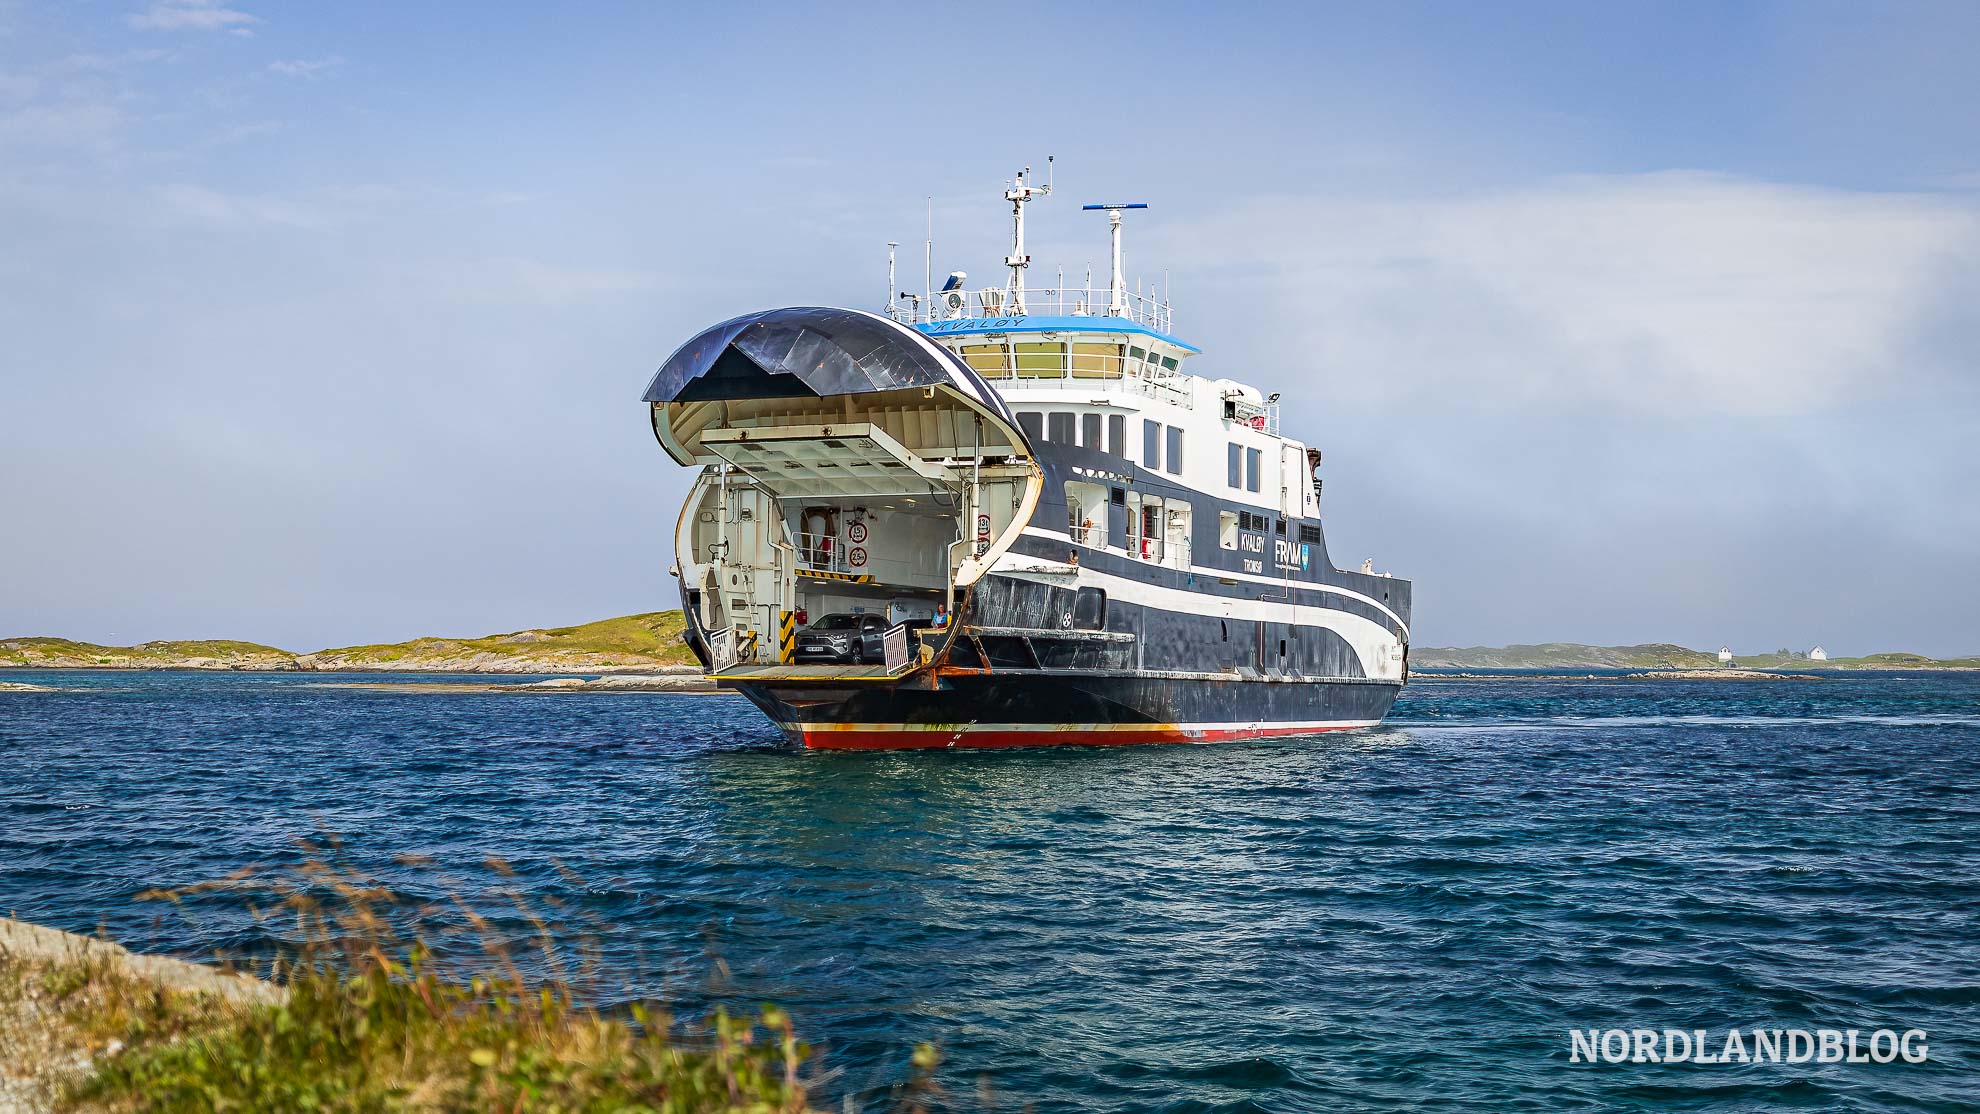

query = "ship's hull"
[730,669,1402,750]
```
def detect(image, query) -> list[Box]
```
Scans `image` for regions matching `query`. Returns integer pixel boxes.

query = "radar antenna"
[1082,201,1148,318]
[1004,156,1053,315]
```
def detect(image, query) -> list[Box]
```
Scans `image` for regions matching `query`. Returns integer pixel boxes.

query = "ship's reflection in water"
[7,672,1977,1113]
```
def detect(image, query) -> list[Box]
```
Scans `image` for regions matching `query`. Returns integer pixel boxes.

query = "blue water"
[3,670,1976,1112]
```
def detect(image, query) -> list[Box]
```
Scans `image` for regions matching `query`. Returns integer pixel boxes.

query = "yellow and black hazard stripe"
[797,569,873,584]
[778,610,796,663]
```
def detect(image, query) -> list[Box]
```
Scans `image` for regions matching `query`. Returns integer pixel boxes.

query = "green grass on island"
[0,613,697,673]
[305,611,695,672]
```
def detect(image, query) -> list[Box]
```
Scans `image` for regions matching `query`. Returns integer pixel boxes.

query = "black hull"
[731,671,1401,750]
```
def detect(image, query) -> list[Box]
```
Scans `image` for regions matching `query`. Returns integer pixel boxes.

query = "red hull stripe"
[788,721,1378,750]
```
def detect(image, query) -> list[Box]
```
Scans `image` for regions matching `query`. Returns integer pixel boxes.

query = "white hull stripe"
[990,549,1404,681]
[1018,525,1409,636]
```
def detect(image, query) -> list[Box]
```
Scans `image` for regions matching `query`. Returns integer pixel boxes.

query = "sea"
[3,670,1975,1112]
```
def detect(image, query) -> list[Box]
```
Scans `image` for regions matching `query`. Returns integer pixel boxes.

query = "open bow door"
[648,307,1041,670]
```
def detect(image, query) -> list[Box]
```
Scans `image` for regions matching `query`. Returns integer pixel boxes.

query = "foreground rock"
[0,918,280,1113]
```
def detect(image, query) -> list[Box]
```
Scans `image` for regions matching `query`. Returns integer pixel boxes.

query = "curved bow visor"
[647,307,1042,590]
[643,306,1020,428]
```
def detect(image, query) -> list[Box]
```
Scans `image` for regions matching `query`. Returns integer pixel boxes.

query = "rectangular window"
[1299,524,1322,544]
[1142,419,1161,469]
[1227,442,1242,488]
[1080,412,1102,449]
[1165,426,1183,475]
[1016,411,1043,443]
[958,343,1010,376]
[1047,412,1076,445]
[1071,342,1122,378]
[1219,510,1239,550]
[1107,414,1126,457]
[1127,345,1147,370]
[1161,355,1180,372]
[1013,341,1066,378]
[1275,518,1287,536]
[1245,447,1262,493]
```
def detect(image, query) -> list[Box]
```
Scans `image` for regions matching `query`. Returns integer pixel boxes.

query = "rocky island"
[1,612,698,674]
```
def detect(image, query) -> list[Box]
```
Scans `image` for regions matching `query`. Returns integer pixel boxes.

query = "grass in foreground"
[0,853,946,1112]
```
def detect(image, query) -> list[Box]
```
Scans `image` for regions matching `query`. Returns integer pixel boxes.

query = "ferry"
[644,168,1412,749]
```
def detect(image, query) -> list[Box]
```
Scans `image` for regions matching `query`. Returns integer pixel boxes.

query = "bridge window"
[1160,355,1180,372]
[1047,412,1076,445]
[1080,412,1102,449]
[1107,414,1126,457]
[1165,425,1183,475]
[1016,411,1043,443]
[1014,341,1065,377]
[1142,419,1160,469]
[1072,342,1122,377]
[960,343,1010,376]
[1128,345,1148,373]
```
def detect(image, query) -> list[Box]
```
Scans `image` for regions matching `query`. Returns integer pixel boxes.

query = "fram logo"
[1274,539,1310,571]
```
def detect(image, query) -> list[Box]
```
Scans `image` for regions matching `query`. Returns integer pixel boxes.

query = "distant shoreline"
[7,617,1977,675]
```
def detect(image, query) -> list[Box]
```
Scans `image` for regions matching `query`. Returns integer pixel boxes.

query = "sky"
[2,1,1977,655]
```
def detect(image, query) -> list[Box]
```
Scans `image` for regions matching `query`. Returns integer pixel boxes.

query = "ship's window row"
[952,340,1183,379]
[1227,442,1262,492]
[1063,479,1192,568]
[1016,410,1130,457]
[1140,419,1182,475]
[1065,482,1331,576]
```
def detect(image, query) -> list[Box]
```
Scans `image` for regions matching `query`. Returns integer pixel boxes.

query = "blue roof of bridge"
[912,315,1202,354]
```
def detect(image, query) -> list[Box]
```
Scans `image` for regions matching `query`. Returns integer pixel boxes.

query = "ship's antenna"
[924,197,933,321]
[1081,201,1148,318]
[886,241,898,309]
[1004,158,1053,315]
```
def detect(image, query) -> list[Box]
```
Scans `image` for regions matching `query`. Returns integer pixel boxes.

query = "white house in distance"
[1718,646,1734,664]
[1810,646,1829,661]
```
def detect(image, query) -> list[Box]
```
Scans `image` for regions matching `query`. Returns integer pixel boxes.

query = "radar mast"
[1004,157,1053,314]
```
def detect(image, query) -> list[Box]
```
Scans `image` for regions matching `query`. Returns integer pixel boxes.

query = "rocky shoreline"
[0,918,280,1113]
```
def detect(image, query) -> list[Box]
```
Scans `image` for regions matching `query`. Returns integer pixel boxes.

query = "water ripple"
[1,669,1976,1111]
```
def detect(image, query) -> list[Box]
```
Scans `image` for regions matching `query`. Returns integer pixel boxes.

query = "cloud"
[1162,174,1980,417]
[127,0,258,34]
[268,56,342,79]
